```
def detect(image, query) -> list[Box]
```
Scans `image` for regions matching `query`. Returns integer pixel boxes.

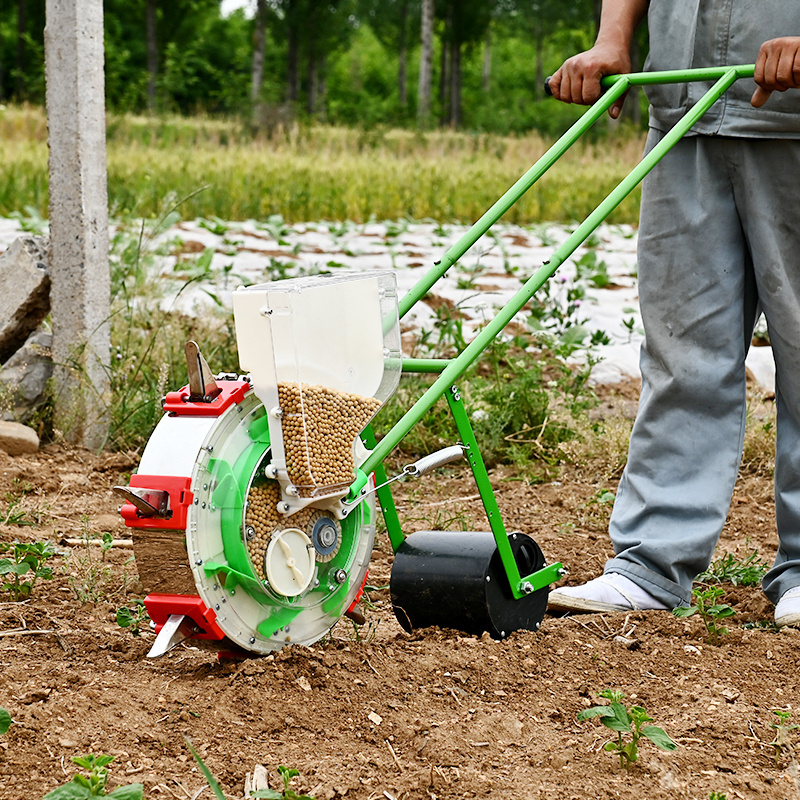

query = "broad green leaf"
[43,783,92,800]
[642,725,678,751]
[0,707,12,734]
[672,606,696,618]
[108,783,145,800]
[599,702,632,733]
[708,605,735,618]
[577,706,614,721]
[250,791,282,799]
[0,560,30,575]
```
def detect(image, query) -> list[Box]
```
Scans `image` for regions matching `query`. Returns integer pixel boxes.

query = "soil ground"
[0,385,797,800]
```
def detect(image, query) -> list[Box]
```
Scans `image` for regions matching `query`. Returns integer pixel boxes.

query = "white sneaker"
[548,573,670,614]
[774,586,800,628]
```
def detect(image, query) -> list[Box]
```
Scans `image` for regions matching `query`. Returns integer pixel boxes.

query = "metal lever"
[185,340,221,402]
[112,486,170,518]
[403,445,467,477]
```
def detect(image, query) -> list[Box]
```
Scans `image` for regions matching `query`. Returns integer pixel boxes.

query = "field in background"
[0,104,644,224]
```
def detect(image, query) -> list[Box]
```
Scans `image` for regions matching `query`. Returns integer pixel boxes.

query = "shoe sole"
[547,591,631,614]
[775,610,800,628]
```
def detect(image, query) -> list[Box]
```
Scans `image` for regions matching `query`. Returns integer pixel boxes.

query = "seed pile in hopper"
[277,381,381,491]
[245,480,315,581]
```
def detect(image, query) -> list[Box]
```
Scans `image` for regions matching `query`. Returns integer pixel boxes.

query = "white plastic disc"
[265,528,316,597]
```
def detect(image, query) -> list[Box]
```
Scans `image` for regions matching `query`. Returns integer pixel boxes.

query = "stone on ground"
[0,237,50,363]
[0,420,40,455]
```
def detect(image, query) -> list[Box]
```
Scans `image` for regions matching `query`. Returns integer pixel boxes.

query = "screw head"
[333,569,347,584]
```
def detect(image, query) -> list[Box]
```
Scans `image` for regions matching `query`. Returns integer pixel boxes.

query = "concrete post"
[44,0,111,450]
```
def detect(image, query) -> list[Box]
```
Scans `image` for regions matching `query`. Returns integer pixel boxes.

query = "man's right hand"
[548,43,632,119]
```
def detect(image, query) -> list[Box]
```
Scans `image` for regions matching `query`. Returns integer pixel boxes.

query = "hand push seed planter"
[115,65,756,657]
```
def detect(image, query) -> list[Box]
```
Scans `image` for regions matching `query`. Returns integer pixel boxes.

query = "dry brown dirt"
[0,394,798,800]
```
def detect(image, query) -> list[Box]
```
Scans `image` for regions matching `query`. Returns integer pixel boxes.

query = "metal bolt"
[521,581,533,595]
[203,484,208,491]
[195,559,203,566]
[511,533,517,540]
[558,567,567,576]
[230,590,235,596]
[249,637,256,644]
[485,576,491,583]
[215,604,220,610]
[534,622,541,631]
[318,525,337,548]
[333,569,347,584]
[246,526,256,541]
[194,498,199,505]
[201,502,206,509]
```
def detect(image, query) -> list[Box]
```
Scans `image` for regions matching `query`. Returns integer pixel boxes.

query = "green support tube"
[445,385,563,598]
[361,65,752,479]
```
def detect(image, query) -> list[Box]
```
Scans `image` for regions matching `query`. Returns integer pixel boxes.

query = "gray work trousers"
[605,131,800,608]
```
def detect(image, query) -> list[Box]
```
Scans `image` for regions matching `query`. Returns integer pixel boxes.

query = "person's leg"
[730,138,800,613]
[550,133,758,612]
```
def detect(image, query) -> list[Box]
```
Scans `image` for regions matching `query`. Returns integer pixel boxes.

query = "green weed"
[63,521,120,603]
[43,754,143,799]
[697,550,769,587]
[577,689,677,769]
[252,766,317,800]
[184,736,317,800]
[673,586,735,645]
[770,708,798,765]
[0,540,56,601]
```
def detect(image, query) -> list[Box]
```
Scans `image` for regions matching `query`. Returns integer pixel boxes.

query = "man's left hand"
[752,37,800,107]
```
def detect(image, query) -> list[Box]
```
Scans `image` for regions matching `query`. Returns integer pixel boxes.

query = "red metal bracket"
[144,593,226,641]
[119,475,193,530]
[162,379,250,417]
[347,569,369,615]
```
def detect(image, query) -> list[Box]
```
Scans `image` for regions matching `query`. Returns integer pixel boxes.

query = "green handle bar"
[361,64,755,477]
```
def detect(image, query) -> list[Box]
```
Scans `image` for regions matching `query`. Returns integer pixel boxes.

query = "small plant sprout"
[0,540,56,601]
[43,754,143,799]
[0,707,12,735]
[252,766,317,800]
[673,586,736,645]
[577,689,677,769]
[770,708,798,765]
[116,599,149,637]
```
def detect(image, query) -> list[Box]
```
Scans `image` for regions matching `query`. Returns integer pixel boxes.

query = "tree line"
[2,0,646,135]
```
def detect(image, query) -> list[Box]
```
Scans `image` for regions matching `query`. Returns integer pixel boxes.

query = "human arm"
[548,0,649,119]
[751,37,800,108]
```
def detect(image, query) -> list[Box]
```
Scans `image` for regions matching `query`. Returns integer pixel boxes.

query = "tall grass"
[0,104,644,225]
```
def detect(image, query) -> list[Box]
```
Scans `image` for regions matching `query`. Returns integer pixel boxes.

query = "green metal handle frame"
[362,64,755,479]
